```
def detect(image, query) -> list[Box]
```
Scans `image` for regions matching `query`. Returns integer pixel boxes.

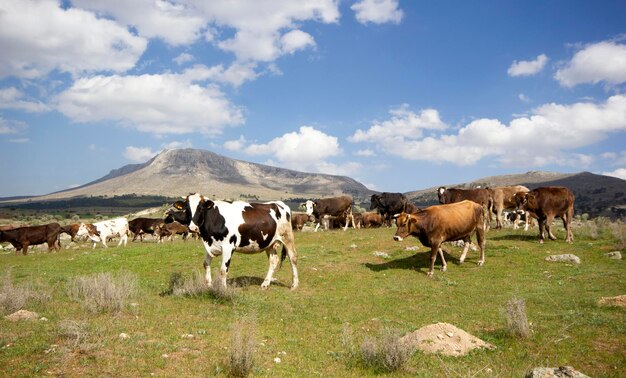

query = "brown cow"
[129,217,164,241]
[404,203,421,214]
[0,223,62,255]
[291,213,313,231]
[155,221,190,242]
[393,200,486,277]
[514,186,574,244]
[437,187,492,229]
[61,223,81,242]
[489,185,530,229]
[302,196,355,231]
[362,212,384,228]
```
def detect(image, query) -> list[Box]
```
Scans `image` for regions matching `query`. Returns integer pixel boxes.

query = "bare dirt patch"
[597,294,626,307]
[400,322,495,357]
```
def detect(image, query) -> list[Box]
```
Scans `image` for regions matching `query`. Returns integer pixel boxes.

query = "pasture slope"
[1,222,625,376]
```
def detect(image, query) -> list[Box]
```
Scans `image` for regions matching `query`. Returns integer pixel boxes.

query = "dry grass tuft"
[162,271,236,302]
[66,271,138,313]
[359,327,413,372]
[58,320,89,348]
[229,317,257,377]
[504,297,531,338]
[0,270,51,315]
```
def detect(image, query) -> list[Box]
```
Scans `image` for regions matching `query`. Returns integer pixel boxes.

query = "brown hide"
[394,200,486,276]
[129,218,165,241]
[362,212,384,228]
[61,223,81,241]
[0,223,62,255]
[239,203,279,250]
[291,213,312,231]
[515,186,574,243]
[489,185,529,229]
[437,187,492,227]
[156,221,190,241]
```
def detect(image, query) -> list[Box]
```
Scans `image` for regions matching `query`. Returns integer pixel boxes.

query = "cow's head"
[369,194,381,210]
[437,187,448,204]
[172,193,207,232]
[392,212,414,242]
[76,223,100,241]
[303,200,316,216]
[514,192,529,210]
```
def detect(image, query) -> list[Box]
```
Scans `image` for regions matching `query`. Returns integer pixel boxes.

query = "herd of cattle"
[0,185,575,285]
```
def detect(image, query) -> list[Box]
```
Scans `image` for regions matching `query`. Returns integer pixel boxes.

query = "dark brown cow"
[362,212,384,228]
[61,223,81,242]
[291,213,312,231]
[0,223,62,255]
[129,217,165,241]
[393,200,486,277]
[370,192,407,226]
[488,185,530,229]
[405,203,421,214]
[514,186,574,244]
[437,187,492,229]
[302,195,355,231]
[155,221,190,242]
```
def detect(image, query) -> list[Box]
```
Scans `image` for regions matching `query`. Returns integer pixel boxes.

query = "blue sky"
[1,0,626,198]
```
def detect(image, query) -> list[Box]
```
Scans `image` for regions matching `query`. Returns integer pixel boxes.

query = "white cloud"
[163,140,193,150]
[224,136,247,151]
[124,146,157,162]
[0,117,27,134]
[55,69,244,135]
[508,54,548,77]
[518,93,531,103]
[602,168,626,181]
[281,30,316,54]
[352,0,403,25]
[8,138,30,143]
[355,149,376,157]
[0,87,50,112]
[73,0,206,46]
[555,41,626,87]
[174,53,194,65]
[0,0,147,79]
[350,95,626,167]
[238,126,360,175]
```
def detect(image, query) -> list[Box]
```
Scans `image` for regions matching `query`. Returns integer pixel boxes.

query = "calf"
[393,200,486,277]
[515,186,574,244]
[0,223,62,255]
[489,185,530,229]
[291,213,312,231]
[362,212,384,228]
[76,217,130,249]
[129,217,164,241]
[302,195,355,231]
[172,193,299,290]
[155,221,190,242]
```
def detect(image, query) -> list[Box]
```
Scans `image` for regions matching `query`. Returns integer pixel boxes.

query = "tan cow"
[489,185,530,229]
[393,200,486,277]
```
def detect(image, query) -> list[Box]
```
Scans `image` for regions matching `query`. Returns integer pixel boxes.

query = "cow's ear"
[392,213,401,219]
[173,201,185,210]
[203,200,215,209]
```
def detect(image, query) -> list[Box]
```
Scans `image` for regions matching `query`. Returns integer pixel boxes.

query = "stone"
[605,251,622,260]
[545,254,580,264]
[525,366,590,378]
[4,310,39,321]
[372,251,390,259]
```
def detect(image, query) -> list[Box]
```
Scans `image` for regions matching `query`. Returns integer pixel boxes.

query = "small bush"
[0,270,51,315]
[504,297,531,338]
[608,220,625,250]
[162,271,235,302]
[58,320,89,348]
[67,271,138,314]
[229,318,257,377]
[359,328,412,373]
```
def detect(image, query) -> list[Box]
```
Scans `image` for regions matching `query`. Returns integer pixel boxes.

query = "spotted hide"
[172,193,299,290]
[393,200,486,277]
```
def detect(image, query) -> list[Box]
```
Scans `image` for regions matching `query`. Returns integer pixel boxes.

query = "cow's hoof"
[426,272,434,278]
[459,259,465,264]
[261,282,270,290]
[477,260,484,266]
[441,265,447,272]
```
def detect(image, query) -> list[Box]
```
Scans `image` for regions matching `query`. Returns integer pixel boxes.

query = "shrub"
[359,327,412,373]
[229,318,257,377]
[162,271,236,302]
[0,270,51,315]
[58,320,89,348]
[608,220,625,250]
[504,297,531,338]
[67,271,138,314]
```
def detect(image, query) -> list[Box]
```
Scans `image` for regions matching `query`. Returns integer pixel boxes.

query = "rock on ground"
[598,294,626,308]
[545,254,581,264]
[525,366,590,378]
[399,322,495,357]
[4,310,39,321]
[604,251,622,260]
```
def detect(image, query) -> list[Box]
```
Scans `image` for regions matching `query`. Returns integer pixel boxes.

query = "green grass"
[1,223,625,377]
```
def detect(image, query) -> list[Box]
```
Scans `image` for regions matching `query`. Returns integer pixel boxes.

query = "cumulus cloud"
[352,0,403,24]
[0,0,146,79]
[355,149,376,157]
[235,126,359,175]
[0,117,27,134]
[55,68,244,135]
[603,168,626,180]
[174,53,194,65]
[124,146,158,162]
[508,54,548,77]
[281,30,316,54]
[349,95,626,167]
[0,87,50,112]
[518,93,531,103]
[555,41,626,87]
[224,135,247,152]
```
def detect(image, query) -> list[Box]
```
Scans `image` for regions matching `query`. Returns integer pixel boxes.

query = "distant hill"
[406,171,626,218]
[9,148,375,203]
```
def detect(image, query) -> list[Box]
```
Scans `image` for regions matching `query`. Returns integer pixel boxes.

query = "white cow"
[76,217,129,249]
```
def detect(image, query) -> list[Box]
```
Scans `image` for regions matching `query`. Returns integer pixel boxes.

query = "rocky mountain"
[406,171,626,218]
[30,148,376,202]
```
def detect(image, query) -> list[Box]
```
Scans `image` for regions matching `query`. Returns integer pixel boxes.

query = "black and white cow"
[172,193,299,290]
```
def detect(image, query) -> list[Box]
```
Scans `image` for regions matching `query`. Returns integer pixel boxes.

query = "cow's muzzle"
[188,222,199,232]
[393,236,403,242]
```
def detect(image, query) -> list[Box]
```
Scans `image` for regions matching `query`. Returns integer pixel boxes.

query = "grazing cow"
[514,186,575,244]
[302,195,355,231]
[362,212,384,228]
[370,192,408,226]
[488,185,530,229]
[76,217,130,249]
[0,223,62,255]
[393,200,486,277]
[155,221,190,242]
[437,187,493,229]
[129,217,164,241]
[291,213,312,231]
[61,223,82,242]
[172,193,299,290]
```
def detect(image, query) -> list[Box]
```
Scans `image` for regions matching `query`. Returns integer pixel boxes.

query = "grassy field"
[1,222,625,377]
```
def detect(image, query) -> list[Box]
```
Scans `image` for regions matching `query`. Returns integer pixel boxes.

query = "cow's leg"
[476,227,486,266]
[22,242,29,255]
[459,237,472,263]
[201,240,214,287]
[537,217,547,243]
[564,208,574,243]
[524,211,530,231]
[280,230,299,289]
[117,233,128,247]
[495,207,503,229]
[427,245,440,277]
[219,246,233,288]
[545,214,557,241]
[438,247,447,272]
[261,245,280,289]
[314,222,321,232]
